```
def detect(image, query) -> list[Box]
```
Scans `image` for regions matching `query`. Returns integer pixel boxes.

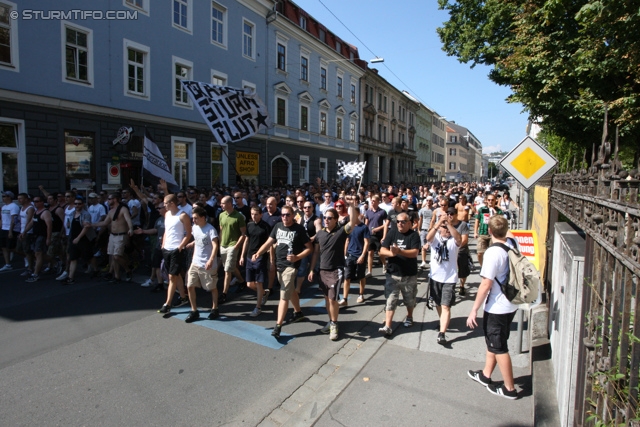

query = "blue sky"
[297,0,529,154]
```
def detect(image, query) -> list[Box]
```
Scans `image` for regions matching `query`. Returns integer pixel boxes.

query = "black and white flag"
[181,81,271,145]
[143,131,179,193]
[337,160,366,180]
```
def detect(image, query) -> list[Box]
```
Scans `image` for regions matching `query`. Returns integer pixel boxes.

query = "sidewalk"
[260,265,535,427]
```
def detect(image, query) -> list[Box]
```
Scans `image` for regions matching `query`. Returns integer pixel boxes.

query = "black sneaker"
[271,324,282,338]
[487,383,517,400]
[218,292,227,305]
[459,287,466,296]
[108,275,121,283]
[185,310,200,323]
[151,283,164,293]
[157,304,171,314]
[235,281,247,293]
[208,308,219,320]
[63,277,75,285]
[437,332,447,345]
[468,370,492,387]
[286,311,307,324]
[174,296,189,307]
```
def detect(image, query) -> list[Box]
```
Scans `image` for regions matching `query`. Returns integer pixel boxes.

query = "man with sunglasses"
[176,191,192,217]
[378,212,421,336]
[474,195,503,267]
[295,200,321,295]
[426,210,463,345]
[252,205,313,339]
[24,196,52,282]
[309,197,358,341]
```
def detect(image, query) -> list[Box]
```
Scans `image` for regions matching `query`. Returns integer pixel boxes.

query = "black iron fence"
[549,139,639,426]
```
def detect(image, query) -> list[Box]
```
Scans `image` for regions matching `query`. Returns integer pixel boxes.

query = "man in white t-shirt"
[184,206,219,323]
[466,215,519,400]
[426,212,462,345]
[0,191,20,271]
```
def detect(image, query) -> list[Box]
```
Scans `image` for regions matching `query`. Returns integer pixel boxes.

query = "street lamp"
[369,57,384,63]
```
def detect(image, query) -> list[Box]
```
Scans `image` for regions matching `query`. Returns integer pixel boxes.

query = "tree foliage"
[437,0,640,161]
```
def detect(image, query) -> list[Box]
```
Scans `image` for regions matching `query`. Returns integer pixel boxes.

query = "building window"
[173,56,192,107]
[276,97,286,126]
[300,156,309,183]
[0,120,25,194]
[64,23,92,85]
[318,28,326,43]
[211,69,227,86]
[124,39,150,99]
[449,148,456,156]
[378,93,382,110]
[173,0,192,32]
[300,105,308,131]
[242,19,255,59]
[335,40,341,53]
[336,117,343,139]
[350,84,356,104]
[449,162,456,170]
[391,101,395,117]
[211,2,226,47]
[320,112,327,135]
[65,130,95,190]
[350,121,356,142]
[172,137,195,188]
[319,158,327,182]
[320,67,327,90]
[450,136,457,143]
[383,96,387,112]
[378,124,382,141]
[0,2,15,68]
[301,55,308,81]
[211,144,227,186]
[383,126,387,142]
[277,43,286,71]
[336,76,343,98]
[124,0,148,13]
[299,16,307,30]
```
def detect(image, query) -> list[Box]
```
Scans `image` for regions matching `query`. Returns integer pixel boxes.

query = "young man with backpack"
[466,215,519,399]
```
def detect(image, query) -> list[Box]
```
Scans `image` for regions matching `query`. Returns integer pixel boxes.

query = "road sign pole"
[523,189,529,229]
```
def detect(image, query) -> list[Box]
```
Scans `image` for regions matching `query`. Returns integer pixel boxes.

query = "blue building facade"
[0,0,366,195]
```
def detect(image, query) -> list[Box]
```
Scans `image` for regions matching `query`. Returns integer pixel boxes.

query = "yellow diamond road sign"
[500,136,557,190]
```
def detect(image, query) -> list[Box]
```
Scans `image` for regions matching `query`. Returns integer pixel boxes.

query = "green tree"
[437,0,639,161]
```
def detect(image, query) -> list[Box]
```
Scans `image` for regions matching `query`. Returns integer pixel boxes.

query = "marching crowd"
[1,178,522,399]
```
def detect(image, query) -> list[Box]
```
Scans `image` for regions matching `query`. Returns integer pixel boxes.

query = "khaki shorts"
[277,266,297,301]
[108,234,128,257]
[187,264,217,291]
[220,245,238,272]
[46,232,64,257]
[476,235,491,254]
[384,274,418,312]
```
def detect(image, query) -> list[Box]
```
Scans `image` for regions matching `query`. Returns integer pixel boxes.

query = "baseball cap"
[2,191,15,199]
[401,195,409,200]
[88,192,98,198]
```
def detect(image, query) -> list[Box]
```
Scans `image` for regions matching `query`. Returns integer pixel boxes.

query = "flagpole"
[356,161,366,195]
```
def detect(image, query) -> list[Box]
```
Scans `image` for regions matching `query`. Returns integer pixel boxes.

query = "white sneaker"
[250,307,262,317]
[356,294,365,303]
[338,298,348,307]
[319,321,331,334]
[420,262,428,269]
[329,322,339,341]
[365,270,372,278]
[24,259,29,268]
[56,271,68,281]
[0,264,12,272]
[140,279,153,287]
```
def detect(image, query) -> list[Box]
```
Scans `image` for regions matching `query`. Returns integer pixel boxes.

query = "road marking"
[169,306,294,350]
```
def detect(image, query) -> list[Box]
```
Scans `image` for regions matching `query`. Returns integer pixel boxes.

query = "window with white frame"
[300,54,309,81]
[242,80,256,93]
[276,97,286,126]
[449,148,456,156]
[123,39,150,99]
[211,69,227,86]
[449,162,456,170]
[383,96,387,112]
[211,2,226,47]
[124,0,148,14]
[242,19,255,60]
[335,41,341,53]
[277,43,286,71]
[172,56,192,107]
[349,121,356,142]
[299,16,307,30]
[320,66,327,90]
[299,155,309,183]
[350,83,356,104]
[320,112,327,135]
[0,1,18,70]
[172,0,192,32]
[0,119,26,194]
[336,117,343,139]
[63,22,93,85]
[450,136,457,143]
[319,158,327,182]
[336,71,343,98]
[300,105,309,131]
[172,136,195,188]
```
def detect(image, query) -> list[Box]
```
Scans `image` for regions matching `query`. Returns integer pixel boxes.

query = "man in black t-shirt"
[252,205,313,339]
[240,206,273,317]
[379,212,421,336]
[309,196,358,341]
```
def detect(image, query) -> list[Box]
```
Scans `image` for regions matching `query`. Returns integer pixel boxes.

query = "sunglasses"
[74,202,83,205]
[281,213,292,217]
[234,196,242,199]
[324,216,335,220]
[397,220,410,224]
